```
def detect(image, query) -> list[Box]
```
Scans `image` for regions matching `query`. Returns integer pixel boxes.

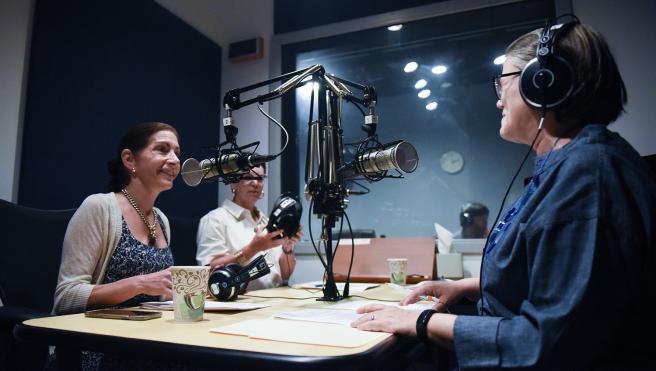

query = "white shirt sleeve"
[196,210,230,266]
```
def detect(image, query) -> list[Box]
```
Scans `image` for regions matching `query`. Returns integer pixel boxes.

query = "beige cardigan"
[52,193,170,315]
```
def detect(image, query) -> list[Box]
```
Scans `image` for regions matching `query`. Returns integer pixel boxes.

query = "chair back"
[167,216,200,266]
[643,154,656,178]
[0,199,75,313]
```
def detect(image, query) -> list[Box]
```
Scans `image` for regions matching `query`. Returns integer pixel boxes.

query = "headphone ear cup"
[460,212,472,227]
[224,264,243,301]
[208,267,236,301]
[208,264,244,302]
[519,56,575,110]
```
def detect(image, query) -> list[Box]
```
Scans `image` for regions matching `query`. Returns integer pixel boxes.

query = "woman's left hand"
[350,304,419,336]
[282,225,303,252]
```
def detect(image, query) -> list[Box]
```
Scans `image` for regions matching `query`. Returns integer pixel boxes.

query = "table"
[14,285,423,370]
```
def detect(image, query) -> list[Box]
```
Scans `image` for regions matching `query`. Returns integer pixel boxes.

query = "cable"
[349,295,398,302]
[349,180,371,195]
[308,198,328,269]
[478,120,544,311]
[256,104,289,158]
[343,211,355,297]
[349,100,366,116]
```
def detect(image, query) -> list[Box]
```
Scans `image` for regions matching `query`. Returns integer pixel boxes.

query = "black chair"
[167,216,200,266]
[0,199,76,371]
[643,154,656,178]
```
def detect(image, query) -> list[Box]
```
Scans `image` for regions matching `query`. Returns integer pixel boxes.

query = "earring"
[131,167,136,177]
[259,191,264,199]
[231,188,236,194]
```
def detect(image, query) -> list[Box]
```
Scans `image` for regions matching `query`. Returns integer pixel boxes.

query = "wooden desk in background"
[332,237,436,284]
[14,286,419,371]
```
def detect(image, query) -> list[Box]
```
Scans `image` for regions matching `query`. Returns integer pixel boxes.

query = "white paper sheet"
[210,318,387,348]
[274,309,361,326]
[327,300,435,312]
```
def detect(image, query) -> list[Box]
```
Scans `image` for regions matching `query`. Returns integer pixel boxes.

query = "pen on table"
[418,295,439,303]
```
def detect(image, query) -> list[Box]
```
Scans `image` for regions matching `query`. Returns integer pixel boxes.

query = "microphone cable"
[256,103,289,158]
[307,198,328,271]
[478,117,544,313]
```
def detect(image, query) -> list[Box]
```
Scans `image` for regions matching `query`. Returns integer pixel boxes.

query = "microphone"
[181,152,275,186]
[340,141,418,180]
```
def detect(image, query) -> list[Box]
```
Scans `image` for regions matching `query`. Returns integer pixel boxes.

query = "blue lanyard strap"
[484,139,560,256]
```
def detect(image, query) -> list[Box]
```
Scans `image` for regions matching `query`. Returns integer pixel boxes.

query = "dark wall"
[19,0,221,218]
[274,0,448,34]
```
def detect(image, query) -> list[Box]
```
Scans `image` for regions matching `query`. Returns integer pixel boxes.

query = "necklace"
[121,188,158,245]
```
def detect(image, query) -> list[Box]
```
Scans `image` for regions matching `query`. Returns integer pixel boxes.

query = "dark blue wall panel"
[274,0,448,34]
[20,0,221,218]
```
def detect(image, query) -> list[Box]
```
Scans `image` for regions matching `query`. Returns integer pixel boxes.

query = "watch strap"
[416,309,437,343]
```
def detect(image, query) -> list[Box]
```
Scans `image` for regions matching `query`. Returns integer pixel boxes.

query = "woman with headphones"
[351,19,656,369]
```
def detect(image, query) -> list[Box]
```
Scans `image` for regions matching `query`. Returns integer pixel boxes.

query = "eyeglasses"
[492,71,521,99]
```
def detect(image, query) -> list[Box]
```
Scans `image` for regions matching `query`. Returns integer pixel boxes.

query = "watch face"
[440,151,464,174]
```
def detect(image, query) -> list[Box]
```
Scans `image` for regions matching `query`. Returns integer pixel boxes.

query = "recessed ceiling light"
[418,89,431,99]
[387,24,403,31]
[426,101,438,111]
[414,79,427,89]
[404,62,418,73]
[494,55,506,65]
[432,65,447,74]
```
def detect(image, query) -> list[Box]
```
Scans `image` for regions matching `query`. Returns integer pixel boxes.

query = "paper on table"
[141,301,270,311]
[274,309,361,326]
[327,300,435,312]
[292,281,379,293]
[210,318,387,348]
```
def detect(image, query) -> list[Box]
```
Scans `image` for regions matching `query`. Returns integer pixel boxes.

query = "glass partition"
[281,0,554,238]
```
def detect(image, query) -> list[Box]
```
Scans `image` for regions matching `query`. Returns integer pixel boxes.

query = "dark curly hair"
[107,122,179,192]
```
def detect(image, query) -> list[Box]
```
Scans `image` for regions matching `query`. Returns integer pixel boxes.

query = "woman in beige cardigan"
[53,122,180,315]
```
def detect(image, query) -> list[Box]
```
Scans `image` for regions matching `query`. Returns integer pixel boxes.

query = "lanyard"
[483,139,560,256]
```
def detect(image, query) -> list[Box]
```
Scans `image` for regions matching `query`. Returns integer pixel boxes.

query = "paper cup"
[387,258,408,285]
[170,266,210,322]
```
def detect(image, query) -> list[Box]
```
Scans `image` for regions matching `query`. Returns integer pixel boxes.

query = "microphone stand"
[221,65,378,302]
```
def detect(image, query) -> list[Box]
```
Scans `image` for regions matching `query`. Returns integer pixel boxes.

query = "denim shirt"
[453,125,656,370]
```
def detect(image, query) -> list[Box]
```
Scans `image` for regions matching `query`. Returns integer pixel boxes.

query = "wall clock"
[440,150,464,174]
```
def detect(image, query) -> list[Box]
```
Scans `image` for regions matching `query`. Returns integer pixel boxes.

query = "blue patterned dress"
[81,217,174,370]
[102,218,174,306]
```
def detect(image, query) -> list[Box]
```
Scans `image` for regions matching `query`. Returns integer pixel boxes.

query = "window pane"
[283,1,552,237]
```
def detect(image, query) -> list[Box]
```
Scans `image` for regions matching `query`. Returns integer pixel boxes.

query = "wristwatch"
[416,309,437,343]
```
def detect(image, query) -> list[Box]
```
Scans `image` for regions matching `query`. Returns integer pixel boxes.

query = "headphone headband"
[519,15,580,110]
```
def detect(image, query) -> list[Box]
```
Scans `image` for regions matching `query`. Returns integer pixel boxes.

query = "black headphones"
[266,194,302,238]
[207,254,271,301]
[519,15,580,110]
